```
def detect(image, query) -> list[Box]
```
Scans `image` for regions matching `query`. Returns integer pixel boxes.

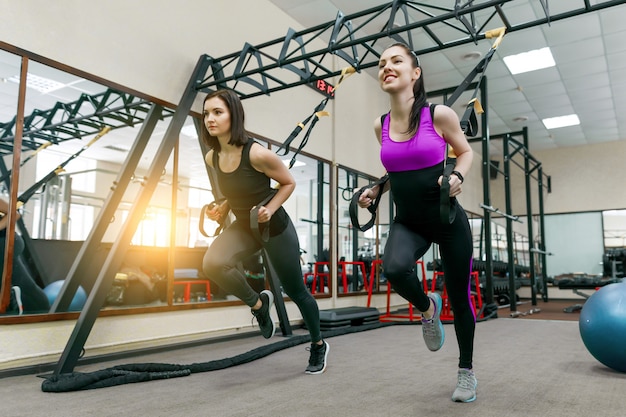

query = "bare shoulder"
[433,104,463,133]
[373,115,383,144]
[249,141,281,169]
[433,104,460,122]
[204,149,214,168]
[249,141,273,160]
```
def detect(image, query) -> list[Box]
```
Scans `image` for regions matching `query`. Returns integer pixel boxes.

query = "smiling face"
[203,96,232,140]
[378,45,421,93]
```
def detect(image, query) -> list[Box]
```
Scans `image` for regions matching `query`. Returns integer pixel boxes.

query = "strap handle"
[250,192,277,243]
[199,199,226,238]
[440,156,457,224]
[349,174,389,232]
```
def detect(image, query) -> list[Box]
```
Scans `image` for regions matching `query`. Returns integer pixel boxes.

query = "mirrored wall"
[0,46,333,319]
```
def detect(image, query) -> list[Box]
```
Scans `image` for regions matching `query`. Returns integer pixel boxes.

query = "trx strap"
[438,26,505,224]
[16,126,111,206]
[249,191,277,243]
[199,199,226,238]
[349,174,389,232]
[439,148,458,224]
[276,66,356,168]
[0,141,52,185]
[445,27,506,136]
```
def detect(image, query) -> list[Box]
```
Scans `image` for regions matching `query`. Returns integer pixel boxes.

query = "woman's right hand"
[206,202,224,222]
[357,187,378,208]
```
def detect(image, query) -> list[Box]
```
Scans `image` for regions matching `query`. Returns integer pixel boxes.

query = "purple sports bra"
[380,105,447,172]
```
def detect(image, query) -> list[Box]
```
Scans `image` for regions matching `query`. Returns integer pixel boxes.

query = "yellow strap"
[468,97,484,115]
[447,145,457,159]
[334,66,357,91]
[86,126,112,147]
[485,26,506,50]
[32,141,52,155]
[315,111,331,118]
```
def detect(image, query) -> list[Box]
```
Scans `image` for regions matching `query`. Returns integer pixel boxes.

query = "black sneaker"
[251,290,275,339]
[305,340,329,375]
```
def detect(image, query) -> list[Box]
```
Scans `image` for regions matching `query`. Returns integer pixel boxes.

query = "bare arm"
[433,105,473,196]
[249,142,295,223]
[203,149,230,221]
[357,117,390,208]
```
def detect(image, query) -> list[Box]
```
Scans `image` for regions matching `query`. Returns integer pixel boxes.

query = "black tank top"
[214,139,288,236]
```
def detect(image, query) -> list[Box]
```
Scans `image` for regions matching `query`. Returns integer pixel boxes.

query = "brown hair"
[384,42,427,135]
[200,89,248,152]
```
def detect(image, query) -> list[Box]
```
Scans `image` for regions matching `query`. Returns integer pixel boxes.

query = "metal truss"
[196,0,626,99]
[0,88,174,154]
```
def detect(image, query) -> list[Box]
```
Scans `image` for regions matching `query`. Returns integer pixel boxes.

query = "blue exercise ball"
[43,280,88,312]
[579,281,626,372]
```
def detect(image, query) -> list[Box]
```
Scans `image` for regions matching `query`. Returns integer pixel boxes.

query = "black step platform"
[319,306,380,329]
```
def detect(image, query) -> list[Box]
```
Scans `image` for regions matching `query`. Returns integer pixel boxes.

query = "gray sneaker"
[421,292,444,351]
[452,369,477,402]
[251,290,275,339]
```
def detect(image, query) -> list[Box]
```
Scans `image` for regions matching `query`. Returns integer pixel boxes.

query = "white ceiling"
[270,0,626,153]
[1,0,626,185]
[0,53,204,183]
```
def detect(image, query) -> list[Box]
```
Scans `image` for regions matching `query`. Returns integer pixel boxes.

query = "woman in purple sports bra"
[358,43,478,403]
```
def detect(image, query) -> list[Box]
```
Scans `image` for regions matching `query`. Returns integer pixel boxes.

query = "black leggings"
[203,219,322,343]
[383,208,475,369]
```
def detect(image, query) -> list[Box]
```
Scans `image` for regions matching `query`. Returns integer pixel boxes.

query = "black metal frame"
[0,88,174,154]
[470,127,552,311]
[194,0,625,99]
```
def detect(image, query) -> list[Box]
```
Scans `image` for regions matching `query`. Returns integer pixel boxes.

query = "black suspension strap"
[198,199,227,238]
[349,174,389,232]
[438,26,505,224]
[16,126,111,207]
[276,66,356,168]
[439,146,458,224]
[0,141,52,185]
[249,191,277,243]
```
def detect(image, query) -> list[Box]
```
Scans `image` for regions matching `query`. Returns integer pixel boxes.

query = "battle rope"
[40,321,393,392]
[40,308,496,392]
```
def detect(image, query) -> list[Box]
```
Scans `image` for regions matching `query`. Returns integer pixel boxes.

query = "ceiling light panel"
[503,47,556,75]
[542,114,580,129]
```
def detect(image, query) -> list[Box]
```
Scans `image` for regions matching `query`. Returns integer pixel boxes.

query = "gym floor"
[1,305,624,417]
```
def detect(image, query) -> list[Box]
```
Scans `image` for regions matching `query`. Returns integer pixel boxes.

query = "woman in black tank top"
[200,89,328,375]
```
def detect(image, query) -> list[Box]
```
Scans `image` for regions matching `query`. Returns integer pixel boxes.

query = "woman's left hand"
[438,175,463,197]
[254,205,274,223]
